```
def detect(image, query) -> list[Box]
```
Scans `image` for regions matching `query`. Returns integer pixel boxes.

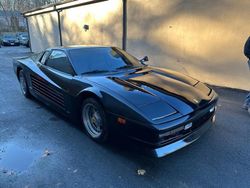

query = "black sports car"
[13,46,218,157]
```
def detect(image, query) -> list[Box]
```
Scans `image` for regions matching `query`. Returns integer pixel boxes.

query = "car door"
[31,50,75,114]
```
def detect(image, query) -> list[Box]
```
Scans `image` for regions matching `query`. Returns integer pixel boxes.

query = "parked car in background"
[1,35,20,46]
[17,32,29,46]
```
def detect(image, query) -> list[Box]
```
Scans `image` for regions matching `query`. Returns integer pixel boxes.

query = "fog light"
[184,123,193,130]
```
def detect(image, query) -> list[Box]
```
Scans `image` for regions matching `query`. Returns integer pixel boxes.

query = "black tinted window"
[46,50,74,75]
[68,47,142,74]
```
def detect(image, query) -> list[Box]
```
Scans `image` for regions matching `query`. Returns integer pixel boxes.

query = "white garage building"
[24,0,124,53]
[23,0,250,90]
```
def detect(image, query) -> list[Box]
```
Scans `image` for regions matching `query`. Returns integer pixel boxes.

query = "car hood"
[86,66,213,118]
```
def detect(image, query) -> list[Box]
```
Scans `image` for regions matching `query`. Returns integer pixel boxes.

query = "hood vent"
[110,77,155,96]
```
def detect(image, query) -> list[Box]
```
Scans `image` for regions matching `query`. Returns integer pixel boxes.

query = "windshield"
[68,47,142,75]
[21,34,28,38]
[3,35,15,39]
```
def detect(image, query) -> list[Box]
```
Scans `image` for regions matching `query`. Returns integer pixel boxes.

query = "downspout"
[122,0,127,51]
[57,10,63,46]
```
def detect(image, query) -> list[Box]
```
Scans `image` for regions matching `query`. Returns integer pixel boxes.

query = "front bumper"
[151,116,214,158]
[107,92,218,158]
[3,41,20,46]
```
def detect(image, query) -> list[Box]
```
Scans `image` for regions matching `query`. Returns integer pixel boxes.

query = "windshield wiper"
[82,70,109,74]
[116,65,135,70]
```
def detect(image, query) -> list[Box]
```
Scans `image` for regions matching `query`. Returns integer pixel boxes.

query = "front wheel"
[18,70,31,98]
[81,98,108,143]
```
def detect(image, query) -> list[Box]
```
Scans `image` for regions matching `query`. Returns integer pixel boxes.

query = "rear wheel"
[18,70,31,98]
[81,98,108,143]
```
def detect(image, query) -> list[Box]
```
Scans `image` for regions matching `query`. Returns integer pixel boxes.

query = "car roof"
[47,45,113,51]
[3,35,16,38]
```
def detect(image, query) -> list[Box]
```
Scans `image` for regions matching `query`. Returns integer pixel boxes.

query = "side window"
[45,50,74,75]
[40,51,50,64]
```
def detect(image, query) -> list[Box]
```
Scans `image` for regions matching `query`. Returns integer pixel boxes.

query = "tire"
[81,98,108,143]
[18,70,31,98]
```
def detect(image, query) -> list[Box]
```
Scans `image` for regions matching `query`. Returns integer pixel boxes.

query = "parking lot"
[0,46,249,188]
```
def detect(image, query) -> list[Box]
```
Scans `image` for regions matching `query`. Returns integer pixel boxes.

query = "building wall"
[126,0,250,90]
[60,0,122,47]
[28,0,122,52]
[27,11,60,52]
[27,0,250,90]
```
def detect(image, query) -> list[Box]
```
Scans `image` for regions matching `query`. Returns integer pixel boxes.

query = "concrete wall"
[28,12,60,52]
[126,0,250,90]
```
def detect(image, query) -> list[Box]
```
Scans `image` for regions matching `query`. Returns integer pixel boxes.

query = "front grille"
[157,108,214,146]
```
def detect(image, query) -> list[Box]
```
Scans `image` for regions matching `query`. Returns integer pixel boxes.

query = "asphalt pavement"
[0,46,249,188]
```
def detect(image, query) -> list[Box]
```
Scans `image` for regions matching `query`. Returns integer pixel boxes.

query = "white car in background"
[17,33,29,46]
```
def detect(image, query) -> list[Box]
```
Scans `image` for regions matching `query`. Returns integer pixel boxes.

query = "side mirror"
[140,56,149,65]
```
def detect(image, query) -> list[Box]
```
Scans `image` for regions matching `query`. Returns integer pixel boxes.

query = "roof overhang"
[23,0,108,17]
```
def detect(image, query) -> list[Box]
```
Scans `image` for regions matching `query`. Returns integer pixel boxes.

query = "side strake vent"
[30,75,65,109]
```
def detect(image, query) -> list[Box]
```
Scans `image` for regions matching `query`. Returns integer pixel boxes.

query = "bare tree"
[0,1,11,28]
[0,0,63,31]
